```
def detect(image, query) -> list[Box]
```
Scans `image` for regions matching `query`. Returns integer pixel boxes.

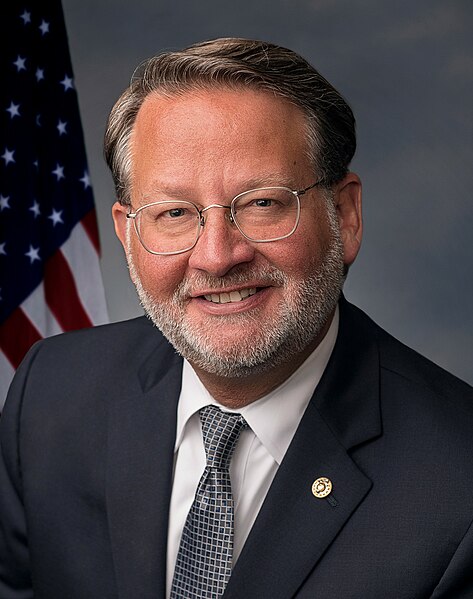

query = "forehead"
[130,87,312,195]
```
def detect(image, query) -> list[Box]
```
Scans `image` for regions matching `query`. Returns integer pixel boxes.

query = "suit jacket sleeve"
[0,343,39,598]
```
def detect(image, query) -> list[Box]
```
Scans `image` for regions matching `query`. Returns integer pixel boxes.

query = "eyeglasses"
[126,180,324,255]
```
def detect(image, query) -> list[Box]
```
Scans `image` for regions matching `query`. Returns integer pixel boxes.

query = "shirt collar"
[175,306,339,464]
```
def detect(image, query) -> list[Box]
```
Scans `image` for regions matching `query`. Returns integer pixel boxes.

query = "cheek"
[131,245,188,299]
[261,220,329,279]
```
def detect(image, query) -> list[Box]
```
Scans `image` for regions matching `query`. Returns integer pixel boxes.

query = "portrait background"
[61,0,473,384]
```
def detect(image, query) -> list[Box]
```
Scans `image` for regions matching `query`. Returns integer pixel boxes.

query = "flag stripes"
[0,2,108,409]
[0,308,42,370]
[44,250,94,331]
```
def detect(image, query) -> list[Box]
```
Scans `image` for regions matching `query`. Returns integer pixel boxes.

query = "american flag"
[0,2,108,409]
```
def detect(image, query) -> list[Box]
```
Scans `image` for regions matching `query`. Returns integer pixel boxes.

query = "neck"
[190,311,334,408]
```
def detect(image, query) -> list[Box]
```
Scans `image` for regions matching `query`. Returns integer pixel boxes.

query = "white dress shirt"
[166,307,339,595]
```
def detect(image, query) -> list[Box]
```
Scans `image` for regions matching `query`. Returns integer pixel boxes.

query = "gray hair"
[104,37,356,206]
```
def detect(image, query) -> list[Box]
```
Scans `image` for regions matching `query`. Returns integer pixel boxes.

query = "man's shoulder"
[30,315,164,361]
[378,323,473,400]
[12,315,176,395]
[44,314,155,344]
[3,316,180,430]
[335,300,473,496]
[344,299,473,408]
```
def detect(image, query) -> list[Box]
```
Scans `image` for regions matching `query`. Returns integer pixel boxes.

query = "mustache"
[174,264,287,300]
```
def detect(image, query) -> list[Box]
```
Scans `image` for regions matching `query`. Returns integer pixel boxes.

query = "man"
[1,38,473,599]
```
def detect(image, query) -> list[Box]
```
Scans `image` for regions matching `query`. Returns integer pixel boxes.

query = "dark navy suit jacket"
[1,299,473,598]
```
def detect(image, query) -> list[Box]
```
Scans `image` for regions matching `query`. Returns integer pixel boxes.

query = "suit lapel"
[224,299,382,598]
[106,333,183,599]
[105,300,382,598]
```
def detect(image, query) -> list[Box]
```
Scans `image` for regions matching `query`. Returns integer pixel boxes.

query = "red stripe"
[44,249,93,331]
[0,308,42,369]
[81,208,101,254]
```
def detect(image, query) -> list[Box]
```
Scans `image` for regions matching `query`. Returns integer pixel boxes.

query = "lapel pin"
[312,477,332,498]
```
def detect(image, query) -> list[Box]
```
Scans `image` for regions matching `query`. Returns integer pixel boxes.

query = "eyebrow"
[140,174,299,200]
[239,174,297,189]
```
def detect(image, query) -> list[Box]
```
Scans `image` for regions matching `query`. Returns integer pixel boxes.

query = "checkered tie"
[170,405,248,598]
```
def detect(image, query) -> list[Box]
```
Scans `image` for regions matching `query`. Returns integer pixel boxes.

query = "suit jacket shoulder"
[225,299,473,599]
[0,316,182,599]
[2,301,473,599]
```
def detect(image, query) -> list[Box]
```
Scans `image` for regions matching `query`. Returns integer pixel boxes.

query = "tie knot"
[200,405,247,469]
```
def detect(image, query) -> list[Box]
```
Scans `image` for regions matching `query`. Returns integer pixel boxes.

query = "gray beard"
[126,204,345,378]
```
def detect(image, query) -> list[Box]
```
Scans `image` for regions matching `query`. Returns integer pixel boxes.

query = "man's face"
[113,88,361,377]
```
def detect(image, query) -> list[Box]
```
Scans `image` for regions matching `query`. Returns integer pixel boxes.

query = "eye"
[254,198,273,207]
[159,206,195,220]
[168,208,185,218]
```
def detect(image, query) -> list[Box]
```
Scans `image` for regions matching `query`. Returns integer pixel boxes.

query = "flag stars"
[30,200,41,217]
[56,120,67,135]
[60,75,74,91]
[39,20,50,35]
[57,120,68,135]
[13,56,27,72]
[25,245,41,264]
[6,102,20,119]
[0,195,10,211]
[48,209,64,226]
[80,171,91,189]
[52,164,65,180]
[36,68,45,82]
[2,149,15,166]
[20,10,31,24]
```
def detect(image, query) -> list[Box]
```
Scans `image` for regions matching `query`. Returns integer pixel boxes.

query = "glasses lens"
[232,187,299,241]
[135,201,200,254]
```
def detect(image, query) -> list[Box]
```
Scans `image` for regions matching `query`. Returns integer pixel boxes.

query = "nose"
[188,205,255,277]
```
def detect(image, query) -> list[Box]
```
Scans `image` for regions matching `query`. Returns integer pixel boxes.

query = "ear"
[112,201,128,250]
[333,172,362,267]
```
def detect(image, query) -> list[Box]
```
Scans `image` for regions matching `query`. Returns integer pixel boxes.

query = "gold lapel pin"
[312,477,332,498]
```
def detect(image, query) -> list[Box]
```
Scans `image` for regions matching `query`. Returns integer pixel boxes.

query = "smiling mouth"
[203,288,258,304]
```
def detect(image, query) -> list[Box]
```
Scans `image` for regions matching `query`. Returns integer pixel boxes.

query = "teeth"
[204,288,257,304]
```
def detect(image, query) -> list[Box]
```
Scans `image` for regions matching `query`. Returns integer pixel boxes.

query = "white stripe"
[21,282,63,337]
[1,220,108,410]
[60,221,108,325]
[0,351,15,411]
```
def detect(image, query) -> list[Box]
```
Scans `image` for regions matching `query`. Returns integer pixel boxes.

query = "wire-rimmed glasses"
[126,180,324,255]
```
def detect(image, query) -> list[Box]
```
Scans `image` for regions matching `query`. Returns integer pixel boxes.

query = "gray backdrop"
[61,0,473,384]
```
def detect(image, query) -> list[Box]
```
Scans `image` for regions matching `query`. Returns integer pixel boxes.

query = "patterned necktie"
[170,405,248,599]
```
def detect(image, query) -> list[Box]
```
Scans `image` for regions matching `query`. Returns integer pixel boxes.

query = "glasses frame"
[126,179,324,256]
